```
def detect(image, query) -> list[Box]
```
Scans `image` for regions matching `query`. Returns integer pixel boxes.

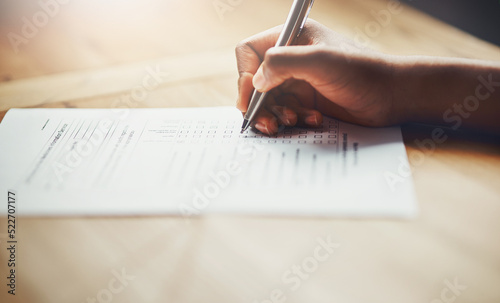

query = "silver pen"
[240,0,315,134]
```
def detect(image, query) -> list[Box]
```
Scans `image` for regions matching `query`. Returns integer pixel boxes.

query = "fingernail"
[272,106,289,125]
[279,110,291,125]
[285,112,296,125]
[305,114,319,126]
[282,114,292,125]
[255,122,267,133]
[253,68,266,91]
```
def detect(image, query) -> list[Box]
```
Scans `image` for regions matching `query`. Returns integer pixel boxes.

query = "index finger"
[235,19,324,77]
[235,24,284,77]
[235,25,284,113]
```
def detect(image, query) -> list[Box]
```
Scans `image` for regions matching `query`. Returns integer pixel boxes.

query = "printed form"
[0,107,417,217]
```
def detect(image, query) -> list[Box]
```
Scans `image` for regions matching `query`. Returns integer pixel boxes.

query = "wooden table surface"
[1,0,499,302]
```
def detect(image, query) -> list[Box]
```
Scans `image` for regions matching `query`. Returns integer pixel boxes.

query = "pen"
[240,0,315,134]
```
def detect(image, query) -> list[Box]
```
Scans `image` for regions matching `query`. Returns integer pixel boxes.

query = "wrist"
[388,55,420,125]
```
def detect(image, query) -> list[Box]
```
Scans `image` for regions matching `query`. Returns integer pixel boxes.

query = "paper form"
[0,107,417,217]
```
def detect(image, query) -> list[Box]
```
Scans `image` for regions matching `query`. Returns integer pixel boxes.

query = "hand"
[235,19,403,135]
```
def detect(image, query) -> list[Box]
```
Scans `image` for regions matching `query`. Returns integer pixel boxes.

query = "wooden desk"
[1,0,499,302]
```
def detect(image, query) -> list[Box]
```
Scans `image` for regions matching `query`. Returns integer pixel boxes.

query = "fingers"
[296,108,323,127]
[235,21,346,135]
[236,72,254,113]
[252,105,322,136]
[235,21,327,113]
[235,26,285,113]
[252,46,335,93]
[235,21,325,113]
[249,95,296,135]
[253,107,279,135]
[275,94,322,127]
[269,105,297,126]
[250,94,323,136]
[235,20,396,132]
[235,25,285,76]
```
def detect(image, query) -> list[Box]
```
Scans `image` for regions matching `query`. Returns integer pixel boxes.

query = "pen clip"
[296,0,314,38]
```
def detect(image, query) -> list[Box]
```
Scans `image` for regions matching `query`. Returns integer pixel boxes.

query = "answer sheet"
[0,107,417,217]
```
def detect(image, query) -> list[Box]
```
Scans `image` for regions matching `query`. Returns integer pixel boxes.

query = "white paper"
[0,107,417,217]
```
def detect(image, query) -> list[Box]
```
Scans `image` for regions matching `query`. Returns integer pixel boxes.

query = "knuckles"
[235,40,250,56]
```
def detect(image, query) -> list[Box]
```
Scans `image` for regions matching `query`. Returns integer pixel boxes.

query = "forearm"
[392,56,500,134]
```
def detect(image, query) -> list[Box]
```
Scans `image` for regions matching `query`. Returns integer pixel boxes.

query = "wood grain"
[0,0,499,302]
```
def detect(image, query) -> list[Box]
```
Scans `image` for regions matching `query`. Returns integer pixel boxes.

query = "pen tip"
[240,119,249,134]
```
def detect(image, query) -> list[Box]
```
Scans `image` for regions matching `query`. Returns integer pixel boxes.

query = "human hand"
[235,19,403,135]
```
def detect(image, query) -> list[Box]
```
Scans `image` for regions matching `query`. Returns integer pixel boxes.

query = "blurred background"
[401,0,500,46]
[0,0,499,82]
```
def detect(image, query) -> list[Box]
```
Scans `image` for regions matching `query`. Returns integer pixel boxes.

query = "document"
[0,107,417,217]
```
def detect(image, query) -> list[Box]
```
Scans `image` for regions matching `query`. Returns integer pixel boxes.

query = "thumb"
[252,46,339,92]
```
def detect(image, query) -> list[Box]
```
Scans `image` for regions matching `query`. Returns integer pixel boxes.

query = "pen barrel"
[243,90,268,122]
[242,0,314,129]
[276,0,314,47]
